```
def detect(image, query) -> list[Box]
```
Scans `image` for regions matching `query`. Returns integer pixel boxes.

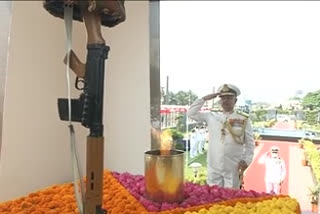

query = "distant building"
[252,102,271,110]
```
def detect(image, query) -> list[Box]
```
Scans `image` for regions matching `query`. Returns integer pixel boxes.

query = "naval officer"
[188,84,254,188]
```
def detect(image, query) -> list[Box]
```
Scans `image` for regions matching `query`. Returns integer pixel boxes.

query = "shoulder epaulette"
[237,111,249,118]
[211,109,222,112]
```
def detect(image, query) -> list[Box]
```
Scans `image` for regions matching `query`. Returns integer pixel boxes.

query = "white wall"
[0,1,150,202]
[0,1,12,153]
[103,2,150,174]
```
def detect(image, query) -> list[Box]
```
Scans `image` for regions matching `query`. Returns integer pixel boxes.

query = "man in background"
[258,146,286,194]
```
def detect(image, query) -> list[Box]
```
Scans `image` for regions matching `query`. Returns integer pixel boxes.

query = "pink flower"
[112,171,270,211]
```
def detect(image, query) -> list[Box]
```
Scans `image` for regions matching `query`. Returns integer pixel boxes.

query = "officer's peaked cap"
[217,84,241,97]
[271,146,280,152]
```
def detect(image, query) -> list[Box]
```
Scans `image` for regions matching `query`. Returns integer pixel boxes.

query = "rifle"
[43,1,126,214]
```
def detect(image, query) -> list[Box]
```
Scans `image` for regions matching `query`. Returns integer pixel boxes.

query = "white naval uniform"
[190,131,199,158]
[258,155,286,194]
[187,99,254,188]
[198,128,206,154]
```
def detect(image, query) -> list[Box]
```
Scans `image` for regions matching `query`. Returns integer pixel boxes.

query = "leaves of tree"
[163,90,198,105]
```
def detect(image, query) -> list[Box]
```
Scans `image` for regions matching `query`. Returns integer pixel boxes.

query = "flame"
[160,129,173,155]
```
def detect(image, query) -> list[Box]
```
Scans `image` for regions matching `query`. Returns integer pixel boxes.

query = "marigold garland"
[181,196,300,214]
[102,171,147,214]
[147,196,300,214]
[0,171,146,214]
[0,171,301,214]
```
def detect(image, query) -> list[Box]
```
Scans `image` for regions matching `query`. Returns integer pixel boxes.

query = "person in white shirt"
[190,129,199,158]
[188,84,254,189]
[258,146,286,194]
[198,126,206,154]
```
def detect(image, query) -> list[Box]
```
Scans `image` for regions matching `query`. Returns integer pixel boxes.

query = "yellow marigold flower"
[198,208,208,214]
[223,206,233,212]
[270,210,282,214]
[275,199,284,208]
[256,201,263,208]
[246,201,254,209]
[260,206,272,213]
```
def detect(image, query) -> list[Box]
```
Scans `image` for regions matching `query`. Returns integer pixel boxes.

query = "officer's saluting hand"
[202,92,221,101]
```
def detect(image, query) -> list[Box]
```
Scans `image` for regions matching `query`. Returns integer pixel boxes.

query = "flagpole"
[185,93,191,165]
[186,112,189,165]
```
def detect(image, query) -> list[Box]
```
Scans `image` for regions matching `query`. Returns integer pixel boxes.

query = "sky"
[160,1,320,105]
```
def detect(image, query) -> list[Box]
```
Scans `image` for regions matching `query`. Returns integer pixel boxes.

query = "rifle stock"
[85,136,105,214]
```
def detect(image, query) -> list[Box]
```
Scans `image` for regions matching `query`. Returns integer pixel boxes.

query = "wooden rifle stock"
[85,136,104,214]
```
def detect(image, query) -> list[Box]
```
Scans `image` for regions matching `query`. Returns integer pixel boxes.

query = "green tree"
[163,91,175,105]
[305,110,318,125]
[289,96,301,101]
[251,109,267,122]
[175,113,186,132]
[166,90,198,105]
[302,90,320,110]
[167,128,184,141]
